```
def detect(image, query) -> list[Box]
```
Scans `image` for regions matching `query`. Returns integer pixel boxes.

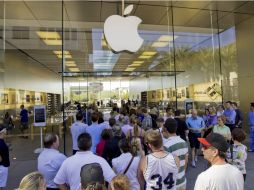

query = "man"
[86,112,104,153]
[194,133,244,190]
[186,109,205,167]
[164,107,175,121]
[138,130,179,190]
[174,110,188,141]
[80,163,106,190]
[54,133,115,190]
[232,102,243,128]
[71,112,87,154]
[248,102,254,152]
[38,133,66,190]
[223,101,236,132]
[20,104,29,138]
[0,125,9,190]
[141,108,152,131]
[163,118,188,190]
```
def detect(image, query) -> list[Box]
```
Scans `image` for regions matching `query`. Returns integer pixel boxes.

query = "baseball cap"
[80,163,104,187]
[198,133,229,152]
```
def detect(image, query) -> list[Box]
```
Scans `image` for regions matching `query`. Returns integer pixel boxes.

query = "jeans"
[250,127,254,151]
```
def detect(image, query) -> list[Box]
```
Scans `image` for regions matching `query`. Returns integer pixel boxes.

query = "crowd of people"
[0,101,254,190]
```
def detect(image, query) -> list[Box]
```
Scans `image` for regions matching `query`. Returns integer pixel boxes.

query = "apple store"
[0,1,254,188]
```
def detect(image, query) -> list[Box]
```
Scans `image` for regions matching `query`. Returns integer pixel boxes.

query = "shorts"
[188,132,201,149]
[0,165,8,187]
[20,122,28,131]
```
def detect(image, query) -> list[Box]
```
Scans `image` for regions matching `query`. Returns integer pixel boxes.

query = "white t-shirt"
[54,151,116,190]
[194,164,244,190]
[70,121,87,150]
[112,153,140,190]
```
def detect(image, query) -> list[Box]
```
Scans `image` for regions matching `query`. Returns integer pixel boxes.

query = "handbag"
[123,156,135,174]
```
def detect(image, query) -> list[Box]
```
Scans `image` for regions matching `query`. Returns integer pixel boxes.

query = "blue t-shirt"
[20,109,28,123]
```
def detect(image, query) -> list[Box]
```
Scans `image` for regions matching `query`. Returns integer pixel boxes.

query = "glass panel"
[173,7,222,113]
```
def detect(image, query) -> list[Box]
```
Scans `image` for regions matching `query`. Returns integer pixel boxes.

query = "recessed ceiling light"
[125,67,136,71]
[130,63,141,66]
[57,54,72,59]
[139,55,152,59]
[66,63,77,67]
[43,39,62,46]
[53,51,70,55]
[36,31,60,39]
[141,51,157,56]
[69,67,80,72]
[132,61,144,64]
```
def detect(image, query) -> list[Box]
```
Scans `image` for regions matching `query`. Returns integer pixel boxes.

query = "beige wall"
[236,15,254,128]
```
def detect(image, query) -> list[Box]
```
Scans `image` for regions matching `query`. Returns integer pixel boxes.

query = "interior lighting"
[37,31,60,39]
[53,51,70,55]
[69,67,80,72]
[130,63,141,67]
[125,67,135,71]
[139,55,152,59]
[43,39,62,45]
[65,62,77,67]
[132,61,144,64]
[141,51,157,56]
[37,31,62,46]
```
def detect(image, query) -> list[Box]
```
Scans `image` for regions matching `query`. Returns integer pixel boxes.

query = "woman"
[17,172,46,190]
[110,174,130,190]
[3,112,14,134]
[126,117,145,156]
[213,115,231,141]
[112,139,141,190]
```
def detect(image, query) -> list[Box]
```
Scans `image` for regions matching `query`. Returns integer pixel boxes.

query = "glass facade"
[0,1,253,164]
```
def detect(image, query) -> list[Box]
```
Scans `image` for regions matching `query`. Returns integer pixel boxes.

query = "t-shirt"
[86,123,104,153]
[54,151,115,190]
[112,153,140,190]
[226,143,247,174]
[163,136,188,187]
[213,125,231,138]
[70,121,87,150]
[194,164,244,190]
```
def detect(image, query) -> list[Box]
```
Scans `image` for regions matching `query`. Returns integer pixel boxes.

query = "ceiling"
[1,0,254,79]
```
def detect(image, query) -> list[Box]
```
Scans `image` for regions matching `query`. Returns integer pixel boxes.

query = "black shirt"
[0,139,10,167]
[175,118,188,141]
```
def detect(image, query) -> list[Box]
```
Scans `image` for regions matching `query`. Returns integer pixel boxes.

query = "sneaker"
[195,156,198,162]
[192,160,196,167]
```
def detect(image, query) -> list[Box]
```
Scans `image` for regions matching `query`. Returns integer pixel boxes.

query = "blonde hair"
[145,130,162,149]
[110,174,130,190]
[18,172,44,190]
[83,183,107,190]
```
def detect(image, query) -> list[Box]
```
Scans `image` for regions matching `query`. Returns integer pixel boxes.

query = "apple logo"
[104,5,144,53]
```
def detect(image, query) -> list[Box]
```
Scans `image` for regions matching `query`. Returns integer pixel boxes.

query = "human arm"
[58,184,69,190]
[138,156,146,190]
[184,154,189,172]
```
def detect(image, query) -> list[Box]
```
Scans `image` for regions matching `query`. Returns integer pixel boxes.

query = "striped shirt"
[163,136,188,187]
